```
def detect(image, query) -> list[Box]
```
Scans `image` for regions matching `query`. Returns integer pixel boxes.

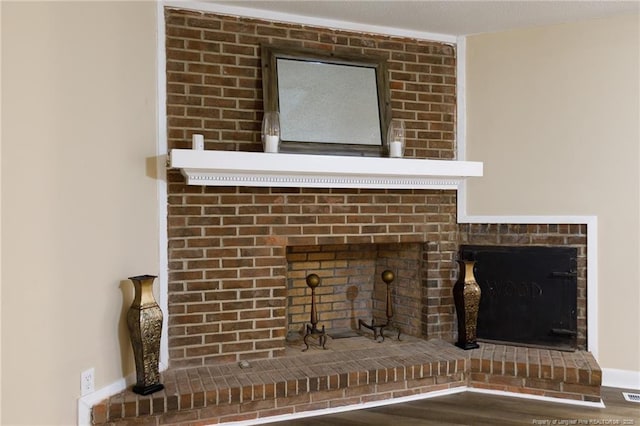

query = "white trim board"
[156,0,170,374]
[455,35,467,164]
[467,388,604,408]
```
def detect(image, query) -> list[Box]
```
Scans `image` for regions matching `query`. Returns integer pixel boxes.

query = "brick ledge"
[92,340,601,425]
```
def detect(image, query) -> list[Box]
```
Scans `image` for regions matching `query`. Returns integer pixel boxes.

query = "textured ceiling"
[209,1,639,36]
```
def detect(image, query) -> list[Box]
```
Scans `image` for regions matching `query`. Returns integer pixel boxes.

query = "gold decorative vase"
[127,274,164,395]
[453,260,481,350]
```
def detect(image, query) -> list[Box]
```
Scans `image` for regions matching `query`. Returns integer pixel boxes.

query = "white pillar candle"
[192,134,204,150]
[264,135,279,153]
[389,141,403,157]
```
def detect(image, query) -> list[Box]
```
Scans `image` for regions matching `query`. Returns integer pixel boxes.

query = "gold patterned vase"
[453,260,481,350]
[127,274,164,395]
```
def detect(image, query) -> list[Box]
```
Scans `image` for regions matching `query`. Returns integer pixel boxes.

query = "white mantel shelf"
[170,149,483,190]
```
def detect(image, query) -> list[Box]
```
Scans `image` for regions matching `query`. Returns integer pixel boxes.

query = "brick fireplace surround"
[91,8,598,424]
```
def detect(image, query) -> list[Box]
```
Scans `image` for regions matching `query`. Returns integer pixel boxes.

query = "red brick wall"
[164,7,456,156]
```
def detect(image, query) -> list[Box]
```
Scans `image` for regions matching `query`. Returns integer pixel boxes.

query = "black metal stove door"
[460,245,578,350]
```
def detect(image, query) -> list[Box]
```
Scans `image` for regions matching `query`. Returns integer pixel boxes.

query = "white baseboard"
[222,386,468,425]
[602,368,640,390]
[223,386,605,425]
[467,387,605,408]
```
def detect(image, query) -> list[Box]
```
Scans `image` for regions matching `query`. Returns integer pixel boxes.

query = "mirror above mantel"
[261,43,391,157]
[170,150,483,190]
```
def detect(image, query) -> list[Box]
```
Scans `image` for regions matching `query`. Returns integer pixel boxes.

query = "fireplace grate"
[622,392,640,403]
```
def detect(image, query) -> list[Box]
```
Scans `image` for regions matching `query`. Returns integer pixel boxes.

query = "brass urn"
[453,260,481,350]
[127,274,164,395]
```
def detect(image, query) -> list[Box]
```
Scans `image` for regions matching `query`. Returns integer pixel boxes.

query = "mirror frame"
[261,43,391,157]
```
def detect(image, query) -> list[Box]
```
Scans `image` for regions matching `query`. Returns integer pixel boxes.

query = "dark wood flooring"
[269,387,640,425]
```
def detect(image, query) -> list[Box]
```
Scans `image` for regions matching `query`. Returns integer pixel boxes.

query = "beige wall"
[465,15,640,373]
[1,2,159,424]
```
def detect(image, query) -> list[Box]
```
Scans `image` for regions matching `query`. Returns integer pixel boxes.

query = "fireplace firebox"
[460,245,578,351]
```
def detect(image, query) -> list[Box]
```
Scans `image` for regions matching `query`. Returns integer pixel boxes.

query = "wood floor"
[269,387,640,426]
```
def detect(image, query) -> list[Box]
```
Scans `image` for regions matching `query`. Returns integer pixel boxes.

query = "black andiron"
[358,270,402,342]
[302,273,328,351]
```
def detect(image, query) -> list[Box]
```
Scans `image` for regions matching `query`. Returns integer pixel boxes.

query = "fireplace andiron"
[302,273,328,351]
[127,274,164,395]
[358,270,402,342]
[453,260,481,350]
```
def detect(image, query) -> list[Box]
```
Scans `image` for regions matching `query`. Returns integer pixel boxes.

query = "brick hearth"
[92,339,601,424]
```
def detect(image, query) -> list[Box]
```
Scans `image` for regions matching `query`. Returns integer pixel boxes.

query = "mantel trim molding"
[170,149,483,190]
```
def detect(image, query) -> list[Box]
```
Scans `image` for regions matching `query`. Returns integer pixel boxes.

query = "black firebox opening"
[459,245,578,351]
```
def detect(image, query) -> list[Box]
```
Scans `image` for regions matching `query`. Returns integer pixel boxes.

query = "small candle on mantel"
[389,140,403,158]
[262,111,281,153]
[264,135,279,153]
[192,134,204,150]
[387,119,405,158]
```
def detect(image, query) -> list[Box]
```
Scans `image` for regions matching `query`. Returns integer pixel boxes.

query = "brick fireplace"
[165,7,462,368]
[164,7,589,366]
[167,185,460,367]
[89,8,598,424]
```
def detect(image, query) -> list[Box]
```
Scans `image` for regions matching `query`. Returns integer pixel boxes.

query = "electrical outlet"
[81,368,95,396]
